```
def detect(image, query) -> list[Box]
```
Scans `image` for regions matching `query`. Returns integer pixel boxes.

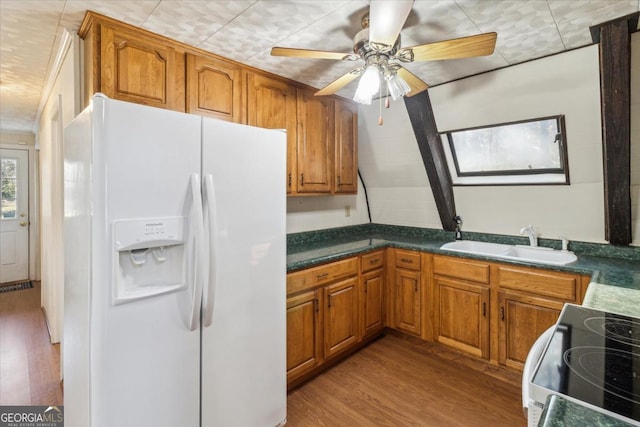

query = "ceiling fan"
[271,0,497,105]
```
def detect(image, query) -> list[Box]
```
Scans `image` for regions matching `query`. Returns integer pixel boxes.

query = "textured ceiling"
[0,0,639,132]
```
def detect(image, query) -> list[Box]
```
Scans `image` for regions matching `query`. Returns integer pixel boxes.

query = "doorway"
[1,148,30,284]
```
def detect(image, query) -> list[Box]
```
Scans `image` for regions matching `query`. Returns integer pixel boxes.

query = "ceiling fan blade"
[369,0,414,46]
[396,67,428,97]
[315,68,364,96]
[270,47,357,61]
[400,32,497,62]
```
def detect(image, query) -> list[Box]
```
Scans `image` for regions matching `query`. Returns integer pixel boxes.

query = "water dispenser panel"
[113,217,186,304]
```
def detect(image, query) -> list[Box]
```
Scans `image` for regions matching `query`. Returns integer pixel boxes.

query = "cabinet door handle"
[501,306,505,321]
[317,272,328,280]
[337,175,341,186]
[314,298,319,313]
[364,282,368,293]
[288,173,292,187]
[328,294,332,308]
[414,282,418,293]
[300,173,304,186]
[482,302,486,317]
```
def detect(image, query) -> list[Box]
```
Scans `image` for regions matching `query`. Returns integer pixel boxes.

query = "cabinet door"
[287,290,322,383]
[296,89,334,194]
[334,99,358,194]
[324,277,359,359]
[395,269,421,336]
[100,25,184,111]
[434,276,490,359]
[186,54,243,122]
[247,73,297,194]
[498,290,563,370]
[361,268,384,338]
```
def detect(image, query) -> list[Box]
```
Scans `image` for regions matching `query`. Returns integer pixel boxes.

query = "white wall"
[631,31,640,245]
[431,45,605,243]
[359,44,626,245]
[286,176,370,233]
[37,33,80,343]
[358,101,440,229]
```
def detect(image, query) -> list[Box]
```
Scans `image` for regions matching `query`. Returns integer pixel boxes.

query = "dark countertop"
[538,395,635,427]
[286,225,640,425]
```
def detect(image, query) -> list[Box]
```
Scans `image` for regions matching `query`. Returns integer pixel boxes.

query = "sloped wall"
[359,44,618,244]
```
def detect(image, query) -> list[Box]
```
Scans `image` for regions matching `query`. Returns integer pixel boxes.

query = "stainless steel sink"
[440,241,577,266]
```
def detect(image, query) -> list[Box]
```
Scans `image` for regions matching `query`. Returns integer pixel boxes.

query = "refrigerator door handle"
[202,174,218,327]
[188,173,205,331]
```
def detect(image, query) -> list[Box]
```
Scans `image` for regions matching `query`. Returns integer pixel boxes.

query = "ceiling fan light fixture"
[353,65,381,105]
[386,72,410,101]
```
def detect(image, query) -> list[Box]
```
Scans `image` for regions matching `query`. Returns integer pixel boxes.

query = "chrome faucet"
[520,225,537,247]
[454,216,463,240]
[520,225,538,247]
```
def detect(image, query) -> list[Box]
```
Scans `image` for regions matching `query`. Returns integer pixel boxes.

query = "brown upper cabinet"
[79,11,358,196]
[186,54,244,123]
[296,89,334,194]
[81,19,185,111]
[246,73,297,194]
[334,99,358,194]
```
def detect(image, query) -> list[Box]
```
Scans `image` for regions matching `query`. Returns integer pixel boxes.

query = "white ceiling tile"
[142,1,256,47]
[456,0,556,34]
[59,1,161,30]
[199,1,352,60]
[548,0,640,49]
[404,0,481,43]
[1,0,639,131]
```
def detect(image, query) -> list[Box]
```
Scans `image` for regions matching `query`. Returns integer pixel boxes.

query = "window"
[1,158,17,219]
[441,115,569,185]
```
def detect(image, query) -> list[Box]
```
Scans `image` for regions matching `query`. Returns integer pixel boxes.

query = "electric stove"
[530,304,640,425]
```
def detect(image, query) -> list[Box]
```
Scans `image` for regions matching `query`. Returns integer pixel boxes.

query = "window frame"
[441,115,570,186]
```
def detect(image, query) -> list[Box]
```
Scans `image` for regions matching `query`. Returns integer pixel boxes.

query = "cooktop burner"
[584,316,640,347]
[563,346,640,406]
[531,305,640,424]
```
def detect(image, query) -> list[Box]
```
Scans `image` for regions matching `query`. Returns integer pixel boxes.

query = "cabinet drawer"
[287,257,359,295]
[361,250,384,273]
[433,255,490,284]
[395,250,421,271]
[494,265,578,301]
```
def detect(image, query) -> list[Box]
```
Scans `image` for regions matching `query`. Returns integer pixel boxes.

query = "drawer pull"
[317,272,329,280]
[370,259,379,264]
[401,258,413,263]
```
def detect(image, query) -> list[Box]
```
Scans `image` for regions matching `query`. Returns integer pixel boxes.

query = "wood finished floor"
[0,284,525,425]
[0,281,63,406]
[287,332,526,427]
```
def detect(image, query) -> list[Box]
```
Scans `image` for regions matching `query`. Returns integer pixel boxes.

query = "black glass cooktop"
[532,304,640,423]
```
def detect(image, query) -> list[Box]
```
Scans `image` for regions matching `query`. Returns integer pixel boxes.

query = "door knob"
[19,221,28,227]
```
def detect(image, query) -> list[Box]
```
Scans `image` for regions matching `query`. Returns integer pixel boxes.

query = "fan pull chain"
[385,83,390,109]
[378,84,383,126]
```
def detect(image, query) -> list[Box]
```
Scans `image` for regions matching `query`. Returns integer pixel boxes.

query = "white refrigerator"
[63,94,287,427]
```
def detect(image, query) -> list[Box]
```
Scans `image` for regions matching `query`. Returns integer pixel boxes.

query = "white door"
[0,148,29,284]
[200,120,287,427]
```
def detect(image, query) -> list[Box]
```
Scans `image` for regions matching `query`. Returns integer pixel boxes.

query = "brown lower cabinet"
[323,277,359,358]
[286,289,322,383]
[286,252,385,387]
[288,248,591,387]
[434,276,490,359]
[498,290,563,370]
